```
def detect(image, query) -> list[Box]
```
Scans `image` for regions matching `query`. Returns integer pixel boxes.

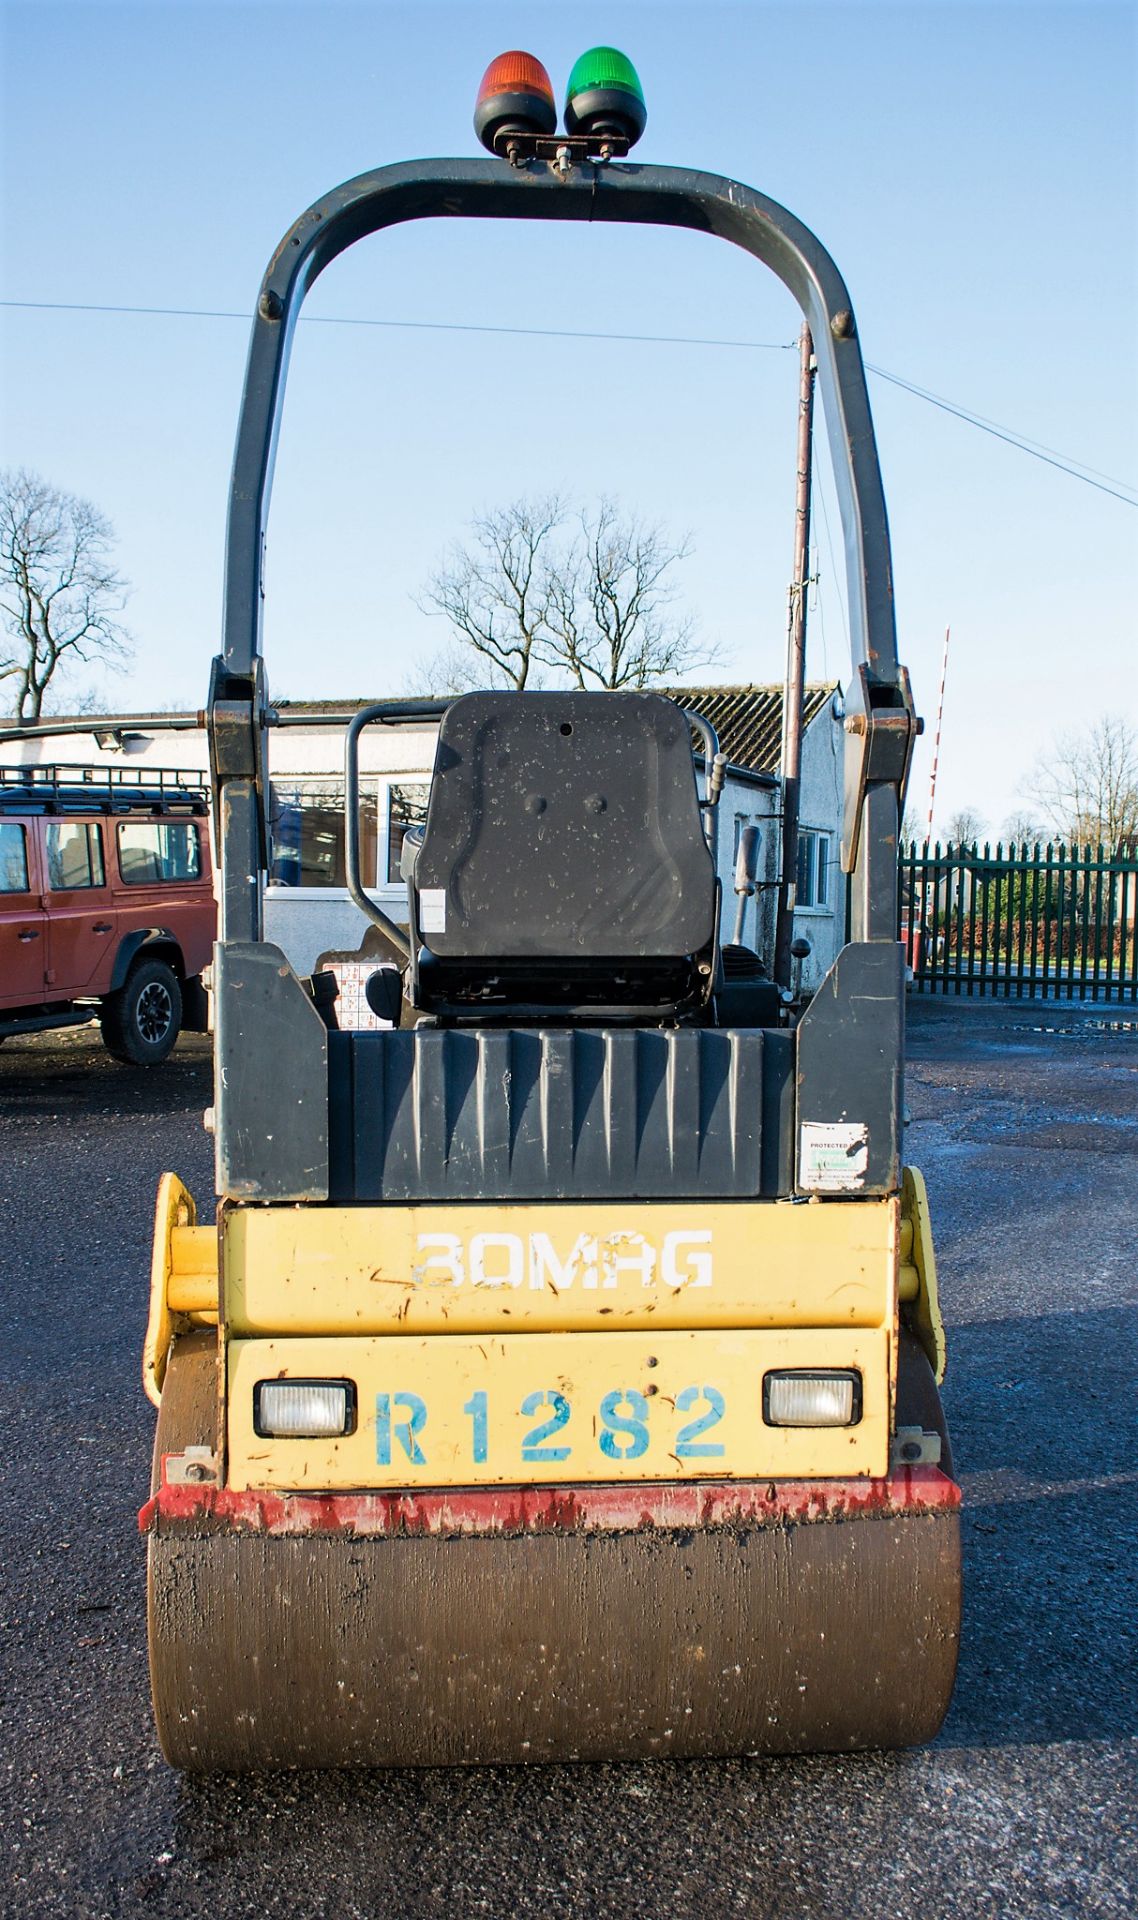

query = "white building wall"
[721,784,780,960]
[4,700,848,990]
[716,698,846,995]
[793,691,847,992]
[263,724,438,975]
[3,719,437,978]
[266,747,781,980]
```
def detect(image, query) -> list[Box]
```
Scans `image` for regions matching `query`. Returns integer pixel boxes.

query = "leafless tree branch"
[543,498,714,689]
[1001,809,1043,846]
[1023,715,1138,848]
[418,495,713,695]
[0,468,132,722]
[945,807,987,846]
[417,495,565,691]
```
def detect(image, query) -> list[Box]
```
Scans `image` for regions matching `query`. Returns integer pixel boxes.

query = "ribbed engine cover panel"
[329,1028,789,1202]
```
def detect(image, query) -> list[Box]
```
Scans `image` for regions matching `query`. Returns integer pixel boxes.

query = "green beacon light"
[563,46,646,148]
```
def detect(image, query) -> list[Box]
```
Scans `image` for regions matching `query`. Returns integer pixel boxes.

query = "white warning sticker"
[419,888,447,934]
[799,1121,870,1192]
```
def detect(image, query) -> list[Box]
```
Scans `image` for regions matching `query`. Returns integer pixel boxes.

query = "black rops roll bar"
[213,156,917,948]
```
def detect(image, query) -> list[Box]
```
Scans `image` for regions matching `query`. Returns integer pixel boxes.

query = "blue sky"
[1,0,1135,834]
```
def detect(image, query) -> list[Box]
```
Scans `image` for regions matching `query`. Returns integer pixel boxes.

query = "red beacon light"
[474,51,557,155]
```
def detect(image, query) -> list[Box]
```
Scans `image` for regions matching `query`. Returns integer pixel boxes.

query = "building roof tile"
[666,683,839,774]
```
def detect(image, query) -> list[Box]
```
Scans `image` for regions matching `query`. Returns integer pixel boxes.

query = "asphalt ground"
[1,1002,1135,1919]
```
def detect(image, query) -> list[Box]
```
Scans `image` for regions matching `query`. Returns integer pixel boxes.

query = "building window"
[117,821,201,885]
[796,828,832,910]
[0,823,29,893]
[267,777,433,890]
[386,784,430,884]
[46,821,105,890]
[268,779,378,889]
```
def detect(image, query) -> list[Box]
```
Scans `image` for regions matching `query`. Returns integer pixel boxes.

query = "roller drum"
[149,1511,961,1770]
[147,1334,960,1771]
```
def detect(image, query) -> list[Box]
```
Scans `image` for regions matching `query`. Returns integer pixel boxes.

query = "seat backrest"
[413,691,716,960]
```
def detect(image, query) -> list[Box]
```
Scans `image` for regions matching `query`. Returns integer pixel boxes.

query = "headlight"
[254,1380,356,1438]
[762,1370,861,1427]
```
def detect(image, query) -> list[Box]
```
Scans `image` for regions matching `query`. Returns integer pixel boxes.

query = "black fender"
[108,929,184,994]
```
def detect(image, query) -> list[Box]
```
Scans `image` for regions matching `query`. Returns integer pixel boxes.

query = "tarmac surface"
[1,999,1135,1918]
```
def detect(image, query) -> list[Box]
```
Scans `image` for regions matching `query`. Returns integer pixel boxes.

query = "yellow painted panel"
[224,1198,898,1338]
[226,1326,890,1490]
[144,1173,198,1407]
[902,1166,947,1383]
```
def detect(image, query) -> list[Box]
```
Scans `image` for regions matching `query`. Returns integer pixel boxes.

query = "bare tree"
[0,469,132,722]
[1025,715,1138,847]
[402,640,507,700]
[419,495,708,693]
[544,500,709,690]
[945,807,986,846]
[418,496,563,691]
[901,804,926,847]
[1002,809,1042,846]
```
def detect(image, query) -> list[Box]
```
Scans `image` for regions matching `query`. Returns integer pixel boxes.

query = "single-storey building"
[2,682,846,996]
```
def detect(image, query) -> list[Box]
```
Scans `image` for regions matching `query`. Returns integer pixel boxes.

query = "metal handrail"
[680,707,726,864]
[342,707,412,962]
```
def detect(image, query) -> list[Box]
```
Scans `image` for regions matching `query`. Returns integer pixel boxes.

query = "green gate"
[899,841,1138,1000]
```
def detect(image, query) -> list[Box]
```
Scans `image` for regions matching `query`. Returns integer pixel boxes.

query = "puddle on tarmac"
[1025,1019,1138,1035]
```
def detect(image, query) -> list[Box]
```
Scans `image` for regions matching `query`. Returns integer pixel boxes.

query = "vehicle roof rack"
[0,763,209,817]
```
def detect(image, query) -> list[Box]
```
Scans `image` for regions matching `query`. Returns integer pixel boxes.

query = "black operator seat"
[403,691,718,1019]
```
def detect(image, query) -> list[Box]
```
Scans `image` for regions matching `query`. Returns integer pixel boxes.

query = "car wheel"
[100,958,183,1066]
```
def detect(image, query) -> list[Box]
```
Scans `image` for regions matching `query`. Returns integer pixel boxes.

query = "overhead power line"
[863,362,1138,506]
[2,296,1135,507]
[0,297,794,355]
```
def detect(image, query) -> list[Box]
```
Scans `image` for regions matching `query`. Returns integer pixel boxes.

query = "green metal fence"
[899,841,1138,1000]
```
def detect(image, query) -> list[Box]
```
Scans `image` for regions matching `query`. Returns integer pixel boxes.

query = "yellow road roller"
[140,47,960,1770]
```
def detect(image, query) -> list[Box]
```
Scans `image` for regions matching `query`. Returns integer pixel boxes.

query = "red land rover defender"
[0,766,215,1065]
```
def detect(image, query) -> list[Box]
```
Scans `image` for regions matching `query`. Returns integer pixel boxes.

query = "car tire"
[100,958,183,1066]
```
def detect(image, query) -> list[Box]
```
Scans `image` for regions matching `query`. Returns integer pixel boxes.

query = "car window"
[45,821,105,890]
[0,822,30,893]
[117,820,201,885]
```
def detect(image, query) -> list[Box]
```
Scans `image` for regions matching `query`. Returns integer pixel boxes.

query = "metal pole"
[921,624,951,948]
[774,323,816,989]
[925,626,950,837]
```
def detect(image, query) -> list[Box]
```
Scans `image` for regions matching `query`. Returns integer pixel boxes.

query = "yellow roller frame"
[222,1196,900,1338]
[146,1179,942,1452]
[220,1194,902,1490]
[900,1165,946,1383]
[227,1325,891,1490]
[144,1173,218,1406]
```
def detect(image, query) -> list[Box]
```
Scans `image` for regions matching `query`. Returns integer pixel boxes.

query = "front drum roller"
[147,1336,961,1772]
